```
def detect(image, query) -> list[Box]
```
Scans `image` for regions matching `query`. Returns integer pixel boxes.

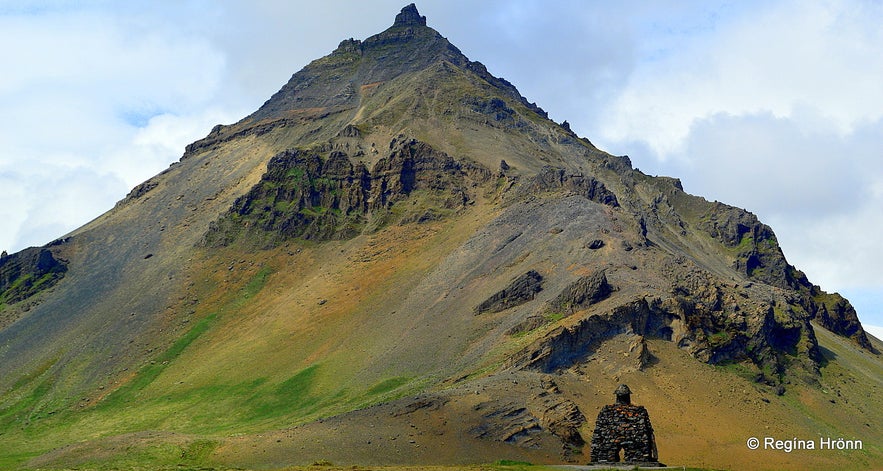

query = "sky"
[0,0,881,338]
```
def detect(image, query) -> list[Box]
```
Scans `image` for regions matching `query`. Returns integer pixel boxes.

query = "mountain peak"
[393,3,427,27]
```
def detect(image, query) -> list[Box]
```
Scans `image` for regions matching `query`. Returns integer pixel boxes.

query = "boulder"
[550,271,613,313]
[476,270,544,314]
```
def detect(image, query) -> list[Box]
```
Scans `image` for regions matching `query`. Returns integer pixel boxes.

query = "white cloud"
[0,6,233,251]
[11,167,127,247]
[104,109,239,188]
[596,0,883,158]
[678,112,880,219]
[0,172,28,251]
[864,325,883,343]
[420,0,642,132]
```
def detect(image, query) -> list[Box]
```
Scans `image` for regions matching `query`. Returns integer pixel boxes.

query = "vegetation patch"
[241,266,273,301]
[245,364,324,421]
[99,313,217,409]
[365,376,412,397]
[715,360,761,382]
[0,377,54,429]
[91,265,284,427]
[493,459,534,466]
[707,330,731,348]
[544,312,566,323]
[180,438,219,463]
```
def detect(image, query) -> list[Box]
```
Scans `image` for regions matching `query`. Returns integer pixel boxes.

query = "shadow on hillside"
[818,344,838,367]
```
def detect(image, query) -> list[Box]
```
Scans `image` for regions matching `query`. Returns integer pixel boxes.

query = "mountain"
[1,4,880,470]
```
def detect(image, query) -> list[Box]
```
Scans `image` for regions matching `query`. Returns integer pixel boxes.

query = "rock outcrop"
[550,271,613,314]
[510,299,665,373]
[532,379,586,452]
[394,3,426,26]
[467,377,587,457]
[522,166,619,207]
[475,270,544,314]
[0,247,67,306]
[203,136,491,247]
[511,280,820,380]
[695,202,872,350]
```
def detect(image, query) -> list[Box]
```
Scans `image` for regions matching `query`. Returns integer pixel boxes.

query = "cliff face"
[0,4,879,470]
[202,136,491,247]
[0,246,66,317]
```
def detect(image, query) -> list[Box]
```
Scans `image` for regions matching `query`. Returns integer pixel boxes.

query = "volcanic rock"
[475,270,544,314]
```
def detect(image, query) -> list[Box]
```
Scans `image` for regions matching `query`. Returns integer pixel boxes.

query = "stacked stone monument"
[590,384,663,466]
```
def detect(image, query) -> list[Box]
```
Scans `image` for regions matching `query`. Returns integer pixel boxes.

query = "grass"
[707,330,731,347]
[245,364,325,421]
[0,263,285,467]
[244,466,721,471]
[241,266,273,300]
[366,376,412,397]
[14,222,469,456]
[0,377,54,428]
[545,311,566,323]
[97,313,218,410]
[714,360,759,382]
[493,460,534,466]
[180,438,220,463]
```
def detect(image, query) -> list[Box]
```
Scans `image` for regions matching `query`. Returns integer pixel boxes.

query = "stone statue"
[590,384,661,465]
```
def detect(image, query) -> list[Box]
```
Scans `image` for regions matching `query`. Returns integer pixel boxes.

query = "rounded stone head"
[614,384,632,405]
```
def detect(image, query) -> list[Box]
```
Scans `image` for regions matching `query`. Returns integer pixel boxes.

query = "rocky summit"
[0,4,880,470]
